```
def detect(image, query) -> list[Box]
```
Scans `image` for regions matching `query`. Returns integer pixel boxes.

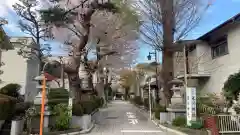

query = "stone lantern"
[78,55,92,91]
[33,73,52,132]
[166,79,186,124]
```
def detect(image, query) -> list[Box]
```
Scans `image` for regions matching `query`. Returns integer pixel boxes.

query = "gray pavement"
[88,100,177,135]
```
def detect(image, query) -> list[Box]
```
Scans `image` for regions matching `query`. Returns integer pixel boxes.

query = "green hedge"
[14,102,33,115]
[47,88,69,111]
[0,83,21,98]
[153,104,167,120]
[72,104,84,116]
[172,116,186,127]
[133,96,143,106]
[72,97,104,116]
[48,88,69,99]
[143,98,149,109]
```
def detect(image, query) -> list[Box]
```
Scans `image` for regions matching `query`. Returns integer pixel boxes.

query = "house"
[173,13,240,94]
[0,36,40,102]
[0,26,14,82]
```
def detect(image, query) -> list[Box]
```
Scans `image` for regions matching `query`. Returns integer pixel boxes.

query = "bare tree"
[136,0,211,104]
[174,49,222,77]
[13,0,52,69]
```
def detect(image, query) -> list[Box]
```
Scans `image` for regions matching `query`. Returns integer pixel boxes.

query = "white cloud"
[0,0,25,36]
[0,0,19,16]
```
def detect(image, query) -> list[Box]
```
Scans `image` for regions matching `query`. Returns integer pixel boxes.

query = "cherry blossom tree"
[40,0,140,102]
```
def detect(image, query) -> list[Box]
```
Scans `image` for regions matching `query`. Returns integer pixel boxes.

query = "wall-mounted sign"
[186,87,196,126]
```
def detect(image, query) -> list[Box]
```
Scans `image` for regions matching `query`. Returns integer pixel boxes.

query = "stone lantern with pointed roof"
[166,79,186,124]
[33,72,55,132]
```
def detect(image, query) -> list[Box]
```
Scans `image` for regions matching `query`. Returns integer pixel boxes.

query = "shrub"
[72,104,84,116]
[14,102,33,115]
[0,83,21,98]
[172,116,186,127]
[153,104,166,120]
[80,100,96,114]
[133,96,143,106]
[48,88,69,99]
[223,71,240,107]
[48,88,69,111]
[100,97,104,106]
[0,94,16,120]
[48,99,68,111]
[90,95,101,108]
[53,104,71,131]
[154,111,160,120]
[189,119,203,129]
[94,97,104,108]
[234,103,240,114]
[143,98,149,109]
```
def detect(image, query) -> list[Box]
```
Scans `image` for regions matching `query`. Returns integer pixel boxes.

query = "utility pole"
[148,78,152,120]
[183,45,187,88]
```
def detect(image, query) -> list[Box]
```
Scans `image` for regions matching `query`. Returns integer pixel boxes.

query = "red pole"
[39,76,46,135]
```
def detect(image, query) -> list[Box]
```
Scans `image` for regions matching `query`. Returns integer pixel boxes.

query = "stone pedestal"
[34,90,50,132]
[79,63,89,90]
[11,119,24,135]
[43,112,50,132]
[71,115,92,130]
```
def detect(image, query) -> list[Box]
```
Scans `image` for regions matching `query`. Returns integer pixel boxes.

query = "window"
[211,39,228,58]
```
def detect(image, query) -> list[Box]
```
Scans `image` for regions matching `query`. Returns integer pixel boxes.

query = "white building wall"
[0,49,28,95]
[198,24,240,94]
[0,37,40,102]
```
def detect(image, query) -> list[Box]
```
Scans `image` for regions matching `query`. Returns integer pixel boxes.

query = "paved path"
[89,100,177,135]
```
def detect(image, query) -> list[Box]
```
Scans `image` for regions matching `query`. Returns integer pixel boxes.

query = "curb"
[151,119,188,135]
[60,121,95,135]
[133,104,188,135]
[79,122,95,134]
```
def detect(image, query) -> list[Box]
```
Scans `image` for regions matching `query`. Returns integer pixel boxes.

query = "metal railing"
[217,115,240,133]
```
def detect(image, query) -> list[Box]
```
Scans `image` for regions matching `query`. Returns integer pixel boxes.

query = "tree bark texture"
[160,0,174,106]
[64,1,103,102]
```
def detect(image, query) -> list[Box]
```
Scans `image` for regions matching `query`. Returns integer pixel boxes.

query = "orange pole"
[40,75,46,135]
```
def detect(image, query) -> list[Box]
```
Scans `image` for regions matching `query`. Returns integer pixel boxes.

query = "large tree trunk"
[67,72,81,103]
[63,1,115,103]
[64,5,96,102]
[162,51,174,105]
[160,0,174,106]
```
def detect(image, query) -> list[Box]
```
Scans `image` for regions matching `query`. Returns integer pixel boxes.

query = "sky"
[1,0,240,63]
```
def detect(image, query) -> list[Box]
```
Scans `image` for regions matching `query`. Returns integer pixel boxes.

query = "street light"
[147,49,160,104]
[148,77,152,120]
